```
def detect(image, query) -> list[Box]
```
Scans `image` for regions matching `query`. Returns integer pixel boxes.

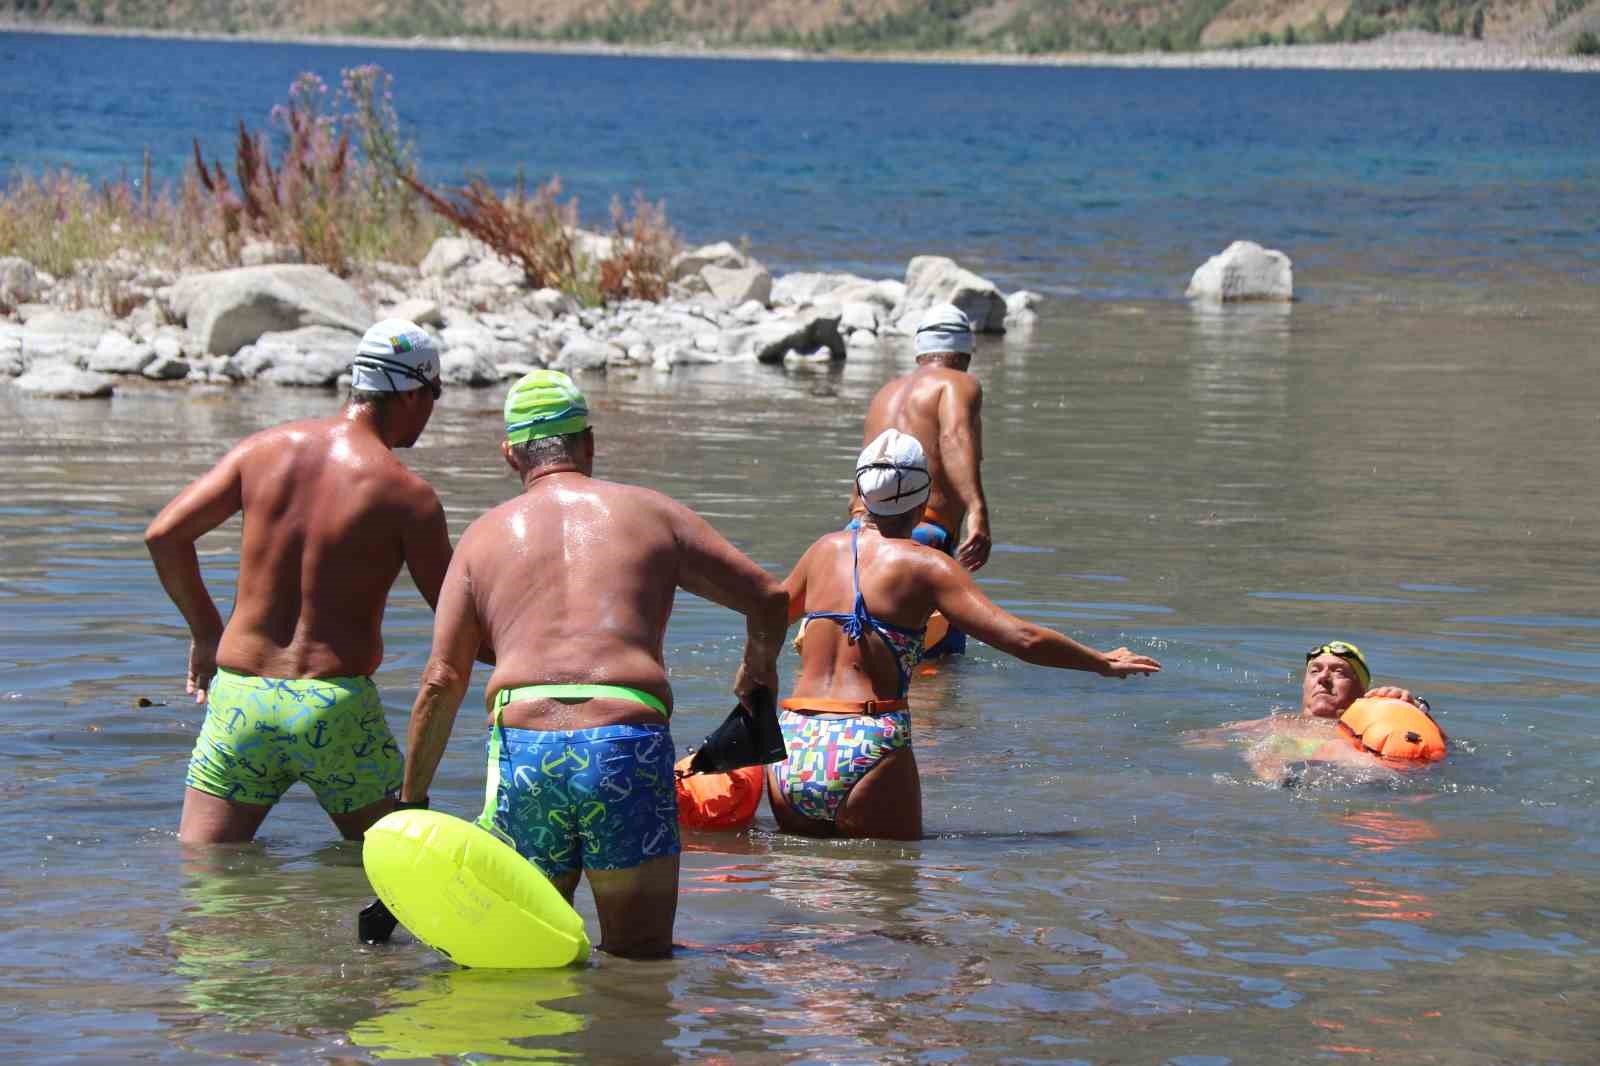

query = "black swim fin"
[358,897,399,944]
[685,686,784,775]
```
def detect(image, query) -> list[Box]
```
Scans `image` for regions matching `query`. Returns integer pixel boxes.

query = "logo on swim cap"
[855,428,931,516]
[505,370,589,444]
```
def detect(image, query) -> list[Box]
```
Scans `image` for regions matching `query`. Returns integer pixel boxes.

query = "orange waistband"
[780,696,909,715]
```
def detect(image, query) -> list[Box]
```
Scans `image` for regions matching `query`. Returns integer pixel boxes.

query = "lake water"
[2,31,1598,1064]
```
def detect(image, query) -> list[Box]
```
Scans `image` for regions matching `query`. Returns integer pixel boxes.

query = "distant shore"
[4,22,1597,74]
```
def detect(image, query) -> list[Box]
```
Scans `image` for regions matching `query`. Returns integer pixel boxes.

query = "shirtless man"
[399,370,787,959]
[145,319,450,844]
[852,303,989,657]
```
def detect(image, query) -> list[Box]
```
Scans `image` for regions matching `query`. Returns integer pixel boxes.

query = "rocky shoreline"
[4,23,1596,74]
[0,236,1046,399]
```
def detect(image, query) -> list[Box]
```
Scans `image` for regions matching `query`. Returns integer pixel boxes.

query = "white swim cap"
[351,318,440,393]
[855,428,931,516]
[914,303,974,356]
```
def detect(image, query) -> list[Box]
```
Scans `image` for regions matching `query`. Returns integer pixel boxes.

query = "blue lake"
[1,30,1597,1064]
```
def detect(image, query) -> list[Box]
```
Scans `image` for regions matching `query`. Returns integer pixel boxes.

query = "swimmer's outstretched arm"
[401,547,483,804]
[927,555,1160,677]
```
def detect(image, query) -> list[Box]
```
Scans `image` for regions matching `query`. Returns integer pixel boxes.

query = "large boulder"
[465,255,526,289]
[0,257,42,308]
[1186,241,1293,302]
[771,272,874,308]
[527,288,581,320]
[239,240,303,267]
[166,265,373,355]
[226,326,359,386]
[386,298,444,328]
[894,256,1007,334]
[12,362,114,398]
[702,263,772,307]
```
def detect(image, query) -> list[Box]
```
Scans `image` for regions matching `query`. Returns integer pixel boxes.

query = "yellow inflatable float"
[362,809,590,969]
[1338,697,1447,764]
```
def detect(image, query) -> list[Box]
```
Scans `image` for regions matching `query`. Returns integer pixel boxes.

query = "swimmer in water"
[770,428,1160,840]
[1193,641,1437,782]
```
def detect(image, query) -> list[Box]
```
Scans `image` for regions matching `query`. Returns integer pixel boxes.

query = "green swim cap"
[504,370,589,444]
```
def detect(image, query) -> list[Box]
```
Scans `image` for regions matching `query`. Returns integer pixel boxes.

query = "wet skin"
[855,354,991,570]
[770,505,1160,841]
[400,431,787,958]
[145,391,451,844]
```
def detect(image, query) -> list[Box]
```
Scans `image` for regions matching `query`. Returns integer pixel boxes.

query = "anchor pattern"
[185,671,401,814]
[488,722,678,877]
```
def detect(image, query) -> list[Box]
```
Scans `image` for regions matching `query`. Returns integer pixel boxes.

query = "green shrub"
[1574,30,1600,54]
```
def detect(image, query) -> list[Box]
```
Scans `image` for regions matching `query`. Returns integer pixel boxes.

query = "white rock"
[0,325,24,376]
[894,256,1007,334]
[387,298,444,327]
[495,361,543,380]
[88,332,155,374]
[729,300,768,324]
[0,257,42,307]
[702,263,772,307]
[670,241,748,281]
[572,229,616,266]
[12,361,114,398]
[228,326,360,386]
[440,347,500,386]
[152,328,188,362]
[142,353,191,380]
[723,314,845,365]
[1186,240,1293,302]
[848,329,880,348]
[239,240,303,267]
[419,237,482,278]
[552,336,622,373]
[465,256,526,289]
[839,301,880,335]
[528,289,581,320]
[166,265,373,355]
[20,310,111,365]
[1005,290,1042,317]
[771,272,873,308]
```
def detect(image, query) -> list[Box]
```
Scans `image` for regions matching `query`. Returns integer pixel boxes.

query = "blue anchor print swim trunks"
[484,721,680,878]
[185,668,401,814]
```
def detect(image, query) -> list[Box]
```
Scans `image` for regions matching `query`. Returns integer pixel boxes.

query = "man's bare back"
[861,364,985,557]
[146,319,450,843]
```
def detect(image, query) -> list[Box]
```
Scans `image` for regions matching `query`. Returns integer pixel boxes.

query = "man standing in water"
[145,319,451,844]
[854,303,989,657]
[399,370,787,959]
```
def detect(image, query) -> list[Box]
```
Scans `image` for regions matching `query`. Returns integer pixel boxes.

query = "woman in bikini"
[768,428,1162,840]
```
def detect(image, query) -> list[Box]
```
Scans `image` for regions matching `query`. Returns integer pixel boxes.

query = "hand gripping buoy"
[362,809,590,968]
[1338,698,1447,764]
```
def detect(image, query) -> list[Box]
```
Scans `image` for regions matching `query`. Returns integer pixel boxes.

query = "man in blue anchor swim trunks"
[146,319,452,843]
[400,370,787,958]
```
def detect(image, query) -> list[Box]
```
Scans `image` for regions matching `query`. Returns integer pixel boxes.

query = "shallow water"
[4,32,1600,1065]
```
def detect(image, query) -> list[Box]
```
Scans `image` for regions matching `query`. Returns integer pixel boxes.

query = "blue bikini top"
[801,527,926,698]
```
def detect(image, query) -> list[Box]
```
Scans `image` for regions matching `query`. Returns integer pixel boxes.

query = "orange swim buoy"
[1338,698,1447,764]
[674,755,763,831]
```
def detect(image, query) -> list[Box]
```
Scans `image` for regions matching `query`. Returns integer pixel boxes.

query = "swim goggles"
[351,354,443,400]
[1306,640,1371,691]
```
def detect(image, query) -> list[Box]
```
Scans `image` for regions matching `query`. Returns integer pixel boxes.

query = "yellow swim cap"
[1306,640,1371,691]
[504,370,588,444]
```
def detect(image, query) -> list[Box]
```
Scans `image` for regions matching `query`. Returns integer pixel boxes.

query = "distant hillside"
[4,0,1596,55]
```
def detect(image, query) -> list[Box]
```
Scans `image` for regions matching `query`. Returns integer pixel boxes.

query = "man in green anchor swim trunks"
[145,319,452,844]
[400,370,787,959]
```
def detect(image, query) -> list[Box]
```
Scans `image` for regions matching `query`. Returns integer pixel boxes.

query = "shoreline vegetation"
[2,20,1598,73]
[0,61,1044,398]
